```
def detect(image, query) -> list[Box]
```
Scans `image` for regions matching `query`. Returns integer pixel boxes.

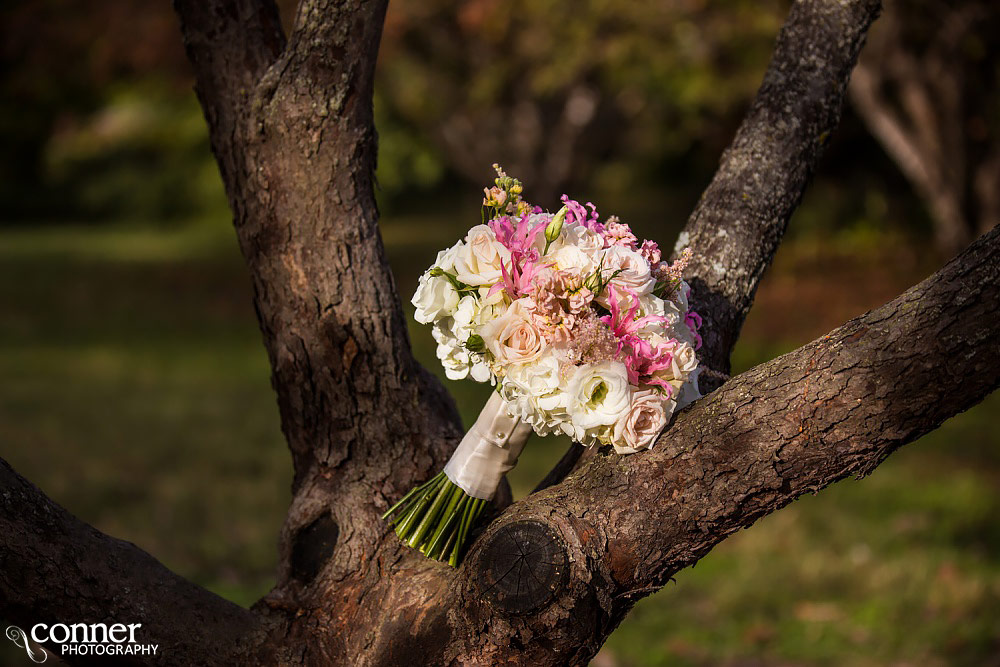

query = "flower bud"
[465,334,486,354]
[544,206,568,244]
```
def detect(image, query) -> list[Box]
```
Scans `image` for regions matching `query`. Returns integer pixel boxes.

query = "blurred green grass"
[1,222,997,665]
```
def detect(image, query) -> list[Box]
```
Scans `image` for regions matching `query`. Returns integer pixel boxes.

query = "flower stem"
[383,472,489,566]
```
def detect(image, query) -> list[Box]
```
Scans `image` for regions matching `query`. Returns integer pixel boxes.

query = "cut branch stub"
[475,520,569,615]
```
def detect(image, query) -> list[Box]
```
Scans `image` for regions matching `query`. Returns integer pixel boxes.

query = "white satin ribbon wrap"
[443,392,533,499]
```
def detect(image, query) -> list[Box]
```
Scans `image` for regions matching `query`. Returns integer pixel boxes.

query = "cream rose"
[611,389,674,454]
[668,341,699,380]
[565,361,632,430]
[480,298,545,367]
[549,244,597,276]
[412,272,460,324]
[555,223,604,260]
[452,225,510,285]
[602,245,655,296]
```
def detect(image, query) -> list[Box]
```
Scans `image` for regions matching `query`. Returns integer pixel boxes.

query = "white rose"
[434,241,463,273]
[612,389,674,454]
[480,298,546,367]
[412,272,460,324]
[452,225,510,285]
[555,223,604,260]
[669,341,699,380]
[565,361,632,431]
[549,244,597,276]
[602,245,655,297]
[637,294,683,330]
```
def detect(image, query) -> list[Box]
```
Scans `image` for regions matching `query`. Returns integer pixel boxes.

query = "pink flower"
[685,310,703,350]
[603,216,638,249]
[560,195,604,235]
[600,287,677,389]
[639,239,661,265]
[489,213,550,299]
[528,269,594,342]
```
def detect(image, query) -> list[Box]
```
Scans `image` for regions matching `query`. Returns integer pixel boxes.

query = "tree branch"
[173,0,285,173]
[448,223,1000,665]
[675,0,882,390]
[0,459,263,666]
[175,0,467,590]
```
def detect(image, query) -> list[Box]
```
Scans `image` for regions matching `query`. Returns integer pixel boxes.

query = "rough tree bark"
[2,0,998,665]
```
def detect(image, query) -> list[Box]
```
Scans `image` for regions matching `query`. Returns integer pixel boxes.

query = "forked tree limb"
[9,0,999,665]
[2,222,995,666]
[677,0,882,391]
[439,223,999,666]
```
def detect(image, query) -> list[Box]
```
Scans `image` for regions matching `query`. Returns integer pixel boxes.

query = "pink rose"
[611,389,674,454]
[480,299,546,367]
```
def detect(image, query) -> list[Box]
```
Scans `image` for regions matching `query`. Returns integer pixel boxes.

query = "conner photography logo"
[6,622,159,662]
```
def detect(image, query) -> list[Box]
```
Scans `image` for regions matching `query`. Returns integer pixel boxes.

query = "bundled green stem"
[382,472,487,566]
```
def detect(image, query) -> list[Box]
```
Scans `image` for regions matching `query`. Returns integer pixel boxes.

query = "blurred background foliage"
[1,0,998,665]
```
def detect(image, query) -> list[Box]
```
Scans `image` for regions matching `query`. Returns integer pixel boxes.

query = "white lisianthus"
[602,245,655,296]
[665,317,697,348]
[412,272,460,324]
[480,298,546,366]
[672,280,691,311]
[611,389,674,454]
[565,361,632,432]
[452,225,510,285]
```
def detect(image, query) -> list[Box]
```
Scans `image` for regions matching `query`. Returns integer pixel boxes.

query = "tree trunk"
[3,0,999,664]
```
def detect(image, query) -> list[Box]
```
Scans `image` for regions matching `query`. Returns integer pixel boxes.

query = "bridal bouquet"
[384,166,702,565]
